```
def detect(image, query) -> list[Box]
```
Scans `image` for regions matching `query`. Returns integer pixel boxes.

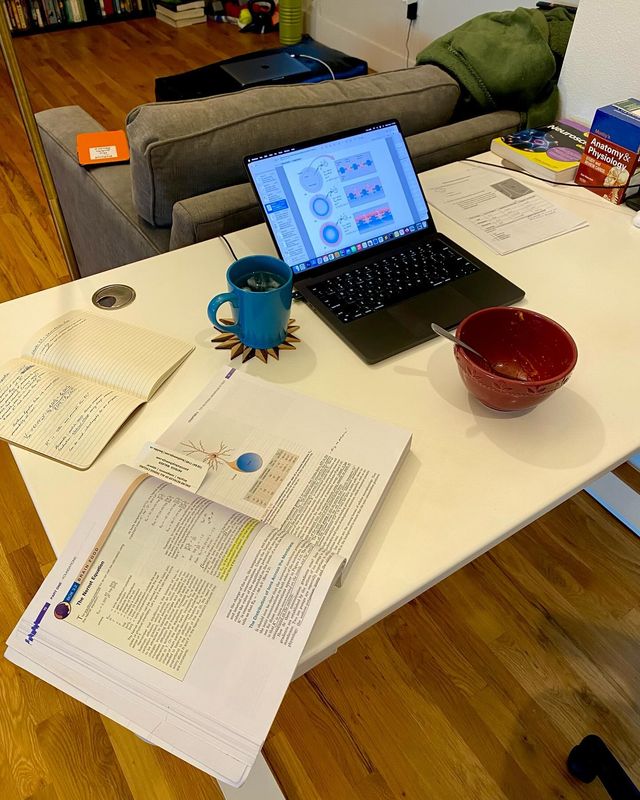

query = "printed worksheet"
[424,162,588,254]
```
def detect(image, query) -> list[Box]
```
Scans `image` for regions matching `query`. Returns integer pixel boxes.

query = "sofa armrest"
[36,106,170,277]
[170,183,263,250]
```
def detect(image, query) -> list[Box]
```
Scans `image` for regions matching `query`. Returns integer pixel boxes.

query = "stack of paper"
[6,370,411,787]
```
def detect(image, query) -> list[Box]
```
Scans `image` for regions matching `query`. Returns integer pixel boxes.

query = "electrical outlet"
[406,2,418,21]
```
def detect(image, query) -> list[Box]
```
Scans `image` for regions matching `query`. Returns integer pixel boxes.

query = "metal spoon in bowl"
[430,323,528,382]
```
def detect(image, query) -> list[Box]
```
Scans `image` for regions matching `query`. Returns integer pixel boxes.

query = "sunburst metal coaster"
[212,318,301,364]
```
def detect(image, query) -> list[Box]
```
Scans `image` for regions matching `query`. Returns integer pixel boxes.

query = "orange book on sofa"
[76,130,130,166]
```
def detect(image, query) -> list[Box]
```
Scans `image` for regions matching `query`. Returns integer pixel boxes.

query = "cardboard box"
[575,98,640,204]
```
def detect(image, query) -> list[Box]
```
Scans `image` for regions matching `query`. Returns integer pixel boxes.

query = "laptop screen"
[246,120,431,277]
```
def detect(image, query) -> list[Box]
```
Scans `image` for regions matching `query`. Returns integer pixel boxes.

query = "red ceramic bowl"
[454,307,578,411]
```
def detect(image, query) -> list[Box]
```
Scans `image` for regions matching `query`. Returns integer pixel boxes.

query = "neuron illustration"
[181,440,263,473]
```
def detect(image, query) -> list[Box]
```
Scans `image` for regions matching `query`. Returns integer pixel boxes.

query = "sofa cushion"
[168,110,522,251]
[408,109,522,173]
[126,65,460,227]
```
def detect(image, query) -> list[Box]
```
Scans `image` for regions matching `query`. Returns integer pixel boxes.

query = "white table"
[3,160,640,798]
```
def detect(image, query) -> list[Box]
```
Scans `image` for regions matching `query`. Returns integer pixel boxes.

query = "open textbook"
[0,310,193,469]
[6,369,411,787]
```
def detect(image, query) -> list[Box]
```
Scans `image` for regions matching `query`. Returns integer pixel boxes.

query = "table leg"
[220,753,286,800]
[585,468,640,538]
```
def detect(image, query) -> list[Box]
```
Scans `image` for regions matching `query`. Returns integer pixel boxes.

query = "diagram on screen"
[181,440,264,473]
[344,178,385,208]
[298,156,334,193]
[354,205,394,233]
[289,150,396,253]
[309,194,333,218]
[336,152,377,180]
[297,157,351,247]
[320,221,342,246]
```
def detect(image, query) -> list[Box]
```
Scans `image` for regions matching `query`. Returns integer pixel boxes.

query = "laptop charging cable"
[289,53,336,81]
[464,159,640,227]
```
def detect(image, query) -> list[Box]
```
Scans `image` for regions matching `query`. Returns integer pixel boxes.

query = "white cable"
[295,54,336,81]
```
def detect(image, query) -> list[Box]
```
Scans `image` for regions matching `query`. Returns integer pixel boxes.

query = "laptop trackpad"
[346,286,480,363]
[389,286,479,331]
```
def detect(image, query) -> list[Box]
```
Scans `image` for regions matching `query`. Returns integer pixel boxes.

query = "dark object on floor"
[240,0,278,34]
[155,35,367,101]
[568,735,640,799]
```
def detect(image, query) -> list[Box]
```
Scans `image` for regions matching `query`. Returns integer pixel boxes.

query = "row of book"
[3,0,148,32]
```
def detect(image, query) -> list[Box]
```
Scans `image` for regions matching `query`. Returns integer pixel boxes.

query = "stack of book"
[155,0,205,27]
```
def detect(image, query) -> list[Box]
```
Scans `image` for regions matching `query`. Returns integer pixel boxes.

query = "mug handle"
[207,292,241,335]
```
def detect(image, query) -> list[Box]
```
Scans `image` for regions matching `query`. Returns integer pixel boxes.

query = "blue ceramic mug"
[207,255,293,350]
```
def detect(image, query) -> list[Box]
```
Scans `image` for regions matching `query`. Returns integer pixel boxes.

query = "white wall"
[305,0,536,72]
[558,0,640,124]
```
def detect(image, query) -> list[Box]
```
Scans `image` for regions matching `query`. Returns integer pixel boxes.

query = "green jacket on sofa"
[416,6,574,127]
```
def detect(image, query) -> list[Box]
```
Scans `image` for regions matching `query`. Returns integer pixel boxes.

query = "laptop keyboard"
[309,239,480,324]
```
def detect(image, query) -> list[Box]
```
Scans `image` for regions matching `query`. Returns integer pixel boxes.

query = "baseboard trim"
[306,12,409,72]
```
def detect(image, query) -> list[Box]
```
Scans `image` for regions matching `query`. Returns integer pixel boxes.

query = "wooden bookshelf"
[4,0,153,37]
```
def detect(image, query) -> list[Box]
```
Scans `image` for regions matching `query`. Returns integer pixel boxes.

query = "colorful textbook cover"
[575,98,640,204]
[490,119,589,182]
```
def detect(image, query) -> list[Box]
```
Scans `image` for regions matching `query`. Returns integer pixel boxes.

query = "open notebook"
[0,310,193,468]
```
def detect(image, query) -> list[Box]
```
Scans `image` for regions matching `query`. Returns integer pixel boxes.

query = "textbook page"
[6,464,343,785]
[23,309,193,399]
[154,369,412,564]
[0,358,142,469]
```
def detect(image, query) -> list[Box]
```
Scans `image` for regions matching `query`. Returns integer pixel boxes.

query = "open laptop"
[220,54,311,89]
[245,120,524,363]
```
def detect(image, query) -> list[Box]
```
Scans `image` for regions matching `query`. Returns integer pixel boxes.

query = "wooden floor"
[1,18,639,800]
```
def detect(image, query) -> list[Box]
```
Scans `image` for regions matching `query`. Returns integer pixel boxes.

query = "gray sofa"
[36,65,522,277]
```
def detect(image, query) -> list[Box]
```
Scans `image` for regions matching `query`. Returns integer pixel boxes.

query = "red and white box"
[575,98,640,204]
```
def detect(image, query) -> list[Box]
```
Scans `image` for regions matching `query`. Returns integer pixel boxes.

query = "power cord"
[405,19,414,68]
[294,53,336,81]
[220,234,237,261]
[462,158,639,192]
